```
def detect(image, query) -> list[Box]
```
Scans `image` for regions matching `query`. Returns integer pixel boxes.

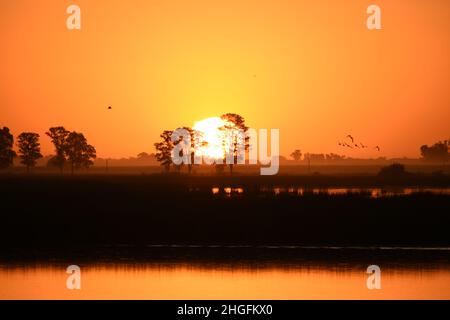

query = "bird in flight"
[374,146,380,151]
[107,106,112,110]
[346,135,354,143]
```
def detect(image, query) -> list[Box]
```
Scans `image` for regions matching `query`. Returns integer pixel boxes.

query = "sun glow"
[193,117,227,160]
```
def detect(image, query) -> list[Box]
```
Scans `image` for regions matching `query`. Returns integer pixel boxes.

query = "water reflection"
[212,187,245,196]
[2,246,450,299]
[210,186,450,198]
[1,259,450,299]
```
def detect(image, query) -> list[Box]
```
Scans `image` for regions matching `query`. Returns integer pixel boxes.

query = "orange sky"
[1,0,449,158]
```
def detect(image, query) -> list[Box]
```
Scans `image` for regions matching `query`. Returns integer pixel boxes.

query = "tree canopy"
[17,132,43,173]
[46,126,70,171]
[0,127,16,169]
[420,140,449,162]
[65,131,97,173]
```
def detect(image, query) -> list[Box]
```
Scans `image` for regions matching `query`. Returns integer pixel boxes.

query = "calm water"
[2,247,450,299]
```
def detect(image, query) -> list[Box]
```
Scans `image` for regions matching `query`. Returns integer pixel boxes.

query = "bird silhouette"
[346,135,354,143]
[375,146,380,151]
[360,143,367,148]
[107,106,112,110]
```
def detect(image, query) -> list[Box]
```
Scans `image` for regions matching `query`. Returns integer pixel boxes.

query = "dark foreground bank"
[0,175,449,253]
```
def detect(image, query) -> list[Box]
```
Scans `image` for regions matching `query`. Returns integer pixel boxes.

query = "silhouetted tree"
[46,126,70,173]
[220,113,249,174]
[305,153,325,161]
[137,152,150,159]
[17,132,43,173]
[0,127,16,170]
[135,152,157,166]
[290,149,302,161]
[326,153,345,161]
[420,140,449,163]
[65,132,96,174]
[154,130,174,172]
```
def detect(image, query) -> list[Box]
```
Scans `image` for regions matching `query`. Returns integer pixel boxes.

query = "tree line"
[0,126,96,174]
[289,150,346,162]
[420,140,450,163]
[289,140,449,163]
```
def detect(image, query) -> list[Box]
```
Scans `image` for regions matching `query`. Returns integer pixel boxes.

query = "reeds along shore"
[0,174,449,252]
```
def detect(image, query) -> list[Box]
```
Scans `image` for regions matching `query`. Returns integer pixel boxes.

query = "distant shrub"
[377,163,407,177]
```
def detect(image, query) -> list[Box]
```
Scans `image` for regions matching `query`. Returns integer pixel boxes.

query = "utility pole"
[308,157,311,174]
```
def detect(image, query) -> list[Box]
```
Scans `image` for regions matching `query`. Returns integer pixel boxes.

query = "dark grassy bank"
[2,246,450,270]
[0,175,449,254]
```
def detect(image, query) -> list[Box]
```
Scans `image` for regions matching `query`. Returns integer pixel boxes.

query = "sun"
[193,117,227,160]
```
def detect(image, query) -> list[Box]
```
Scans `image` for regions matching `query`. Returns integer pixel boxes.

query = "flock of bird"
[338,135,380,152]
